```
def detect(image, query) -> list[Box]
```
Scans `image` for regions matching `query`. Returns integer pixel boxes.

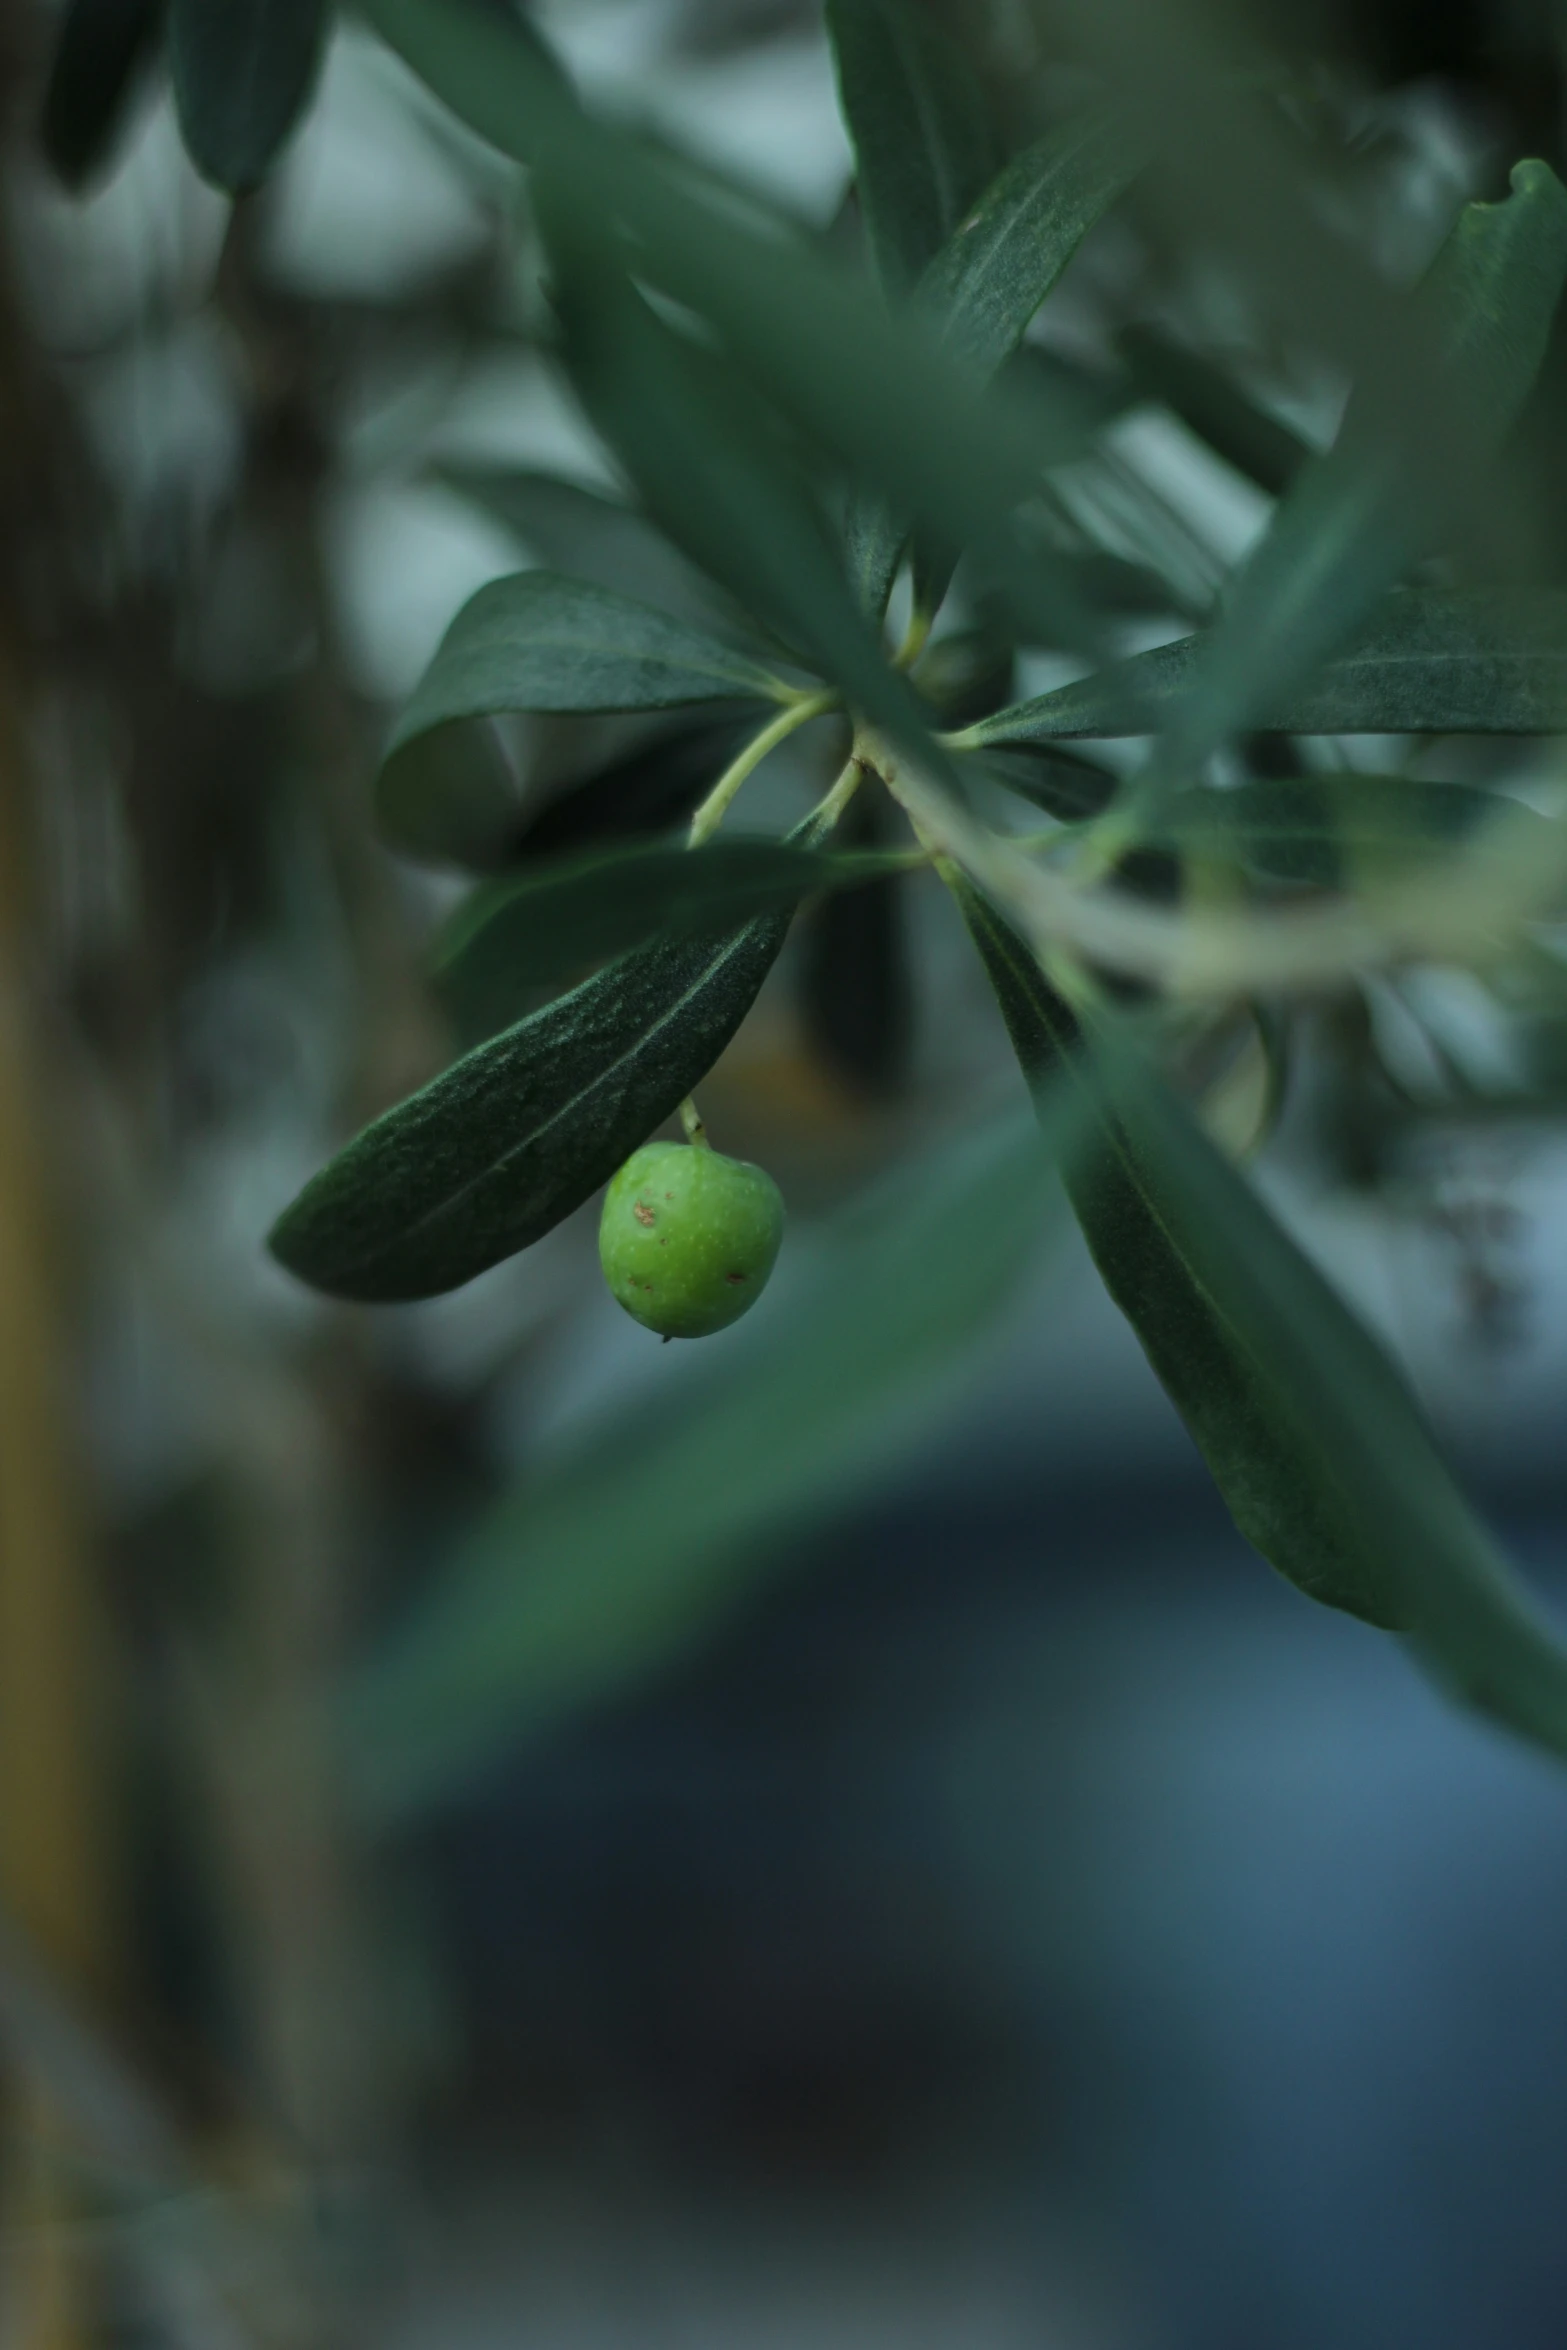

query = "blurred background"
[6,0,1567,2343]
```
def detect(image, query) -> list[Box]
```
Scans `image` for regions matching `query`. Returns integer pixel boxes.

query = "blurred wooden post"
[0,663,106,2345]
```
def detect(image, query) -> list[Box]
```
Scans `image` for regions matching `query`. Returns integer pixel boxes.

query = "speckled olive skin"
[599,1140,784,1338]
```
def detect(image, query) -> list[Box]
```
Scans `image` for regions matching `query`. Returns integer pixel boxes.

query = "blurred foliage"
[12,0,1567,2336]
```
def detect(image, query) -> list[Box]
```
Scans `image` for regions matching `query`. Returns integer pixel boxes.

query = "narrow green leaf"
[361,0,1102,656]
[346,1105,1076,1816]
[170,0,326,192]
[546,236,960,783]
[516,716,754,861]
[826,0,997,298]
[843,111,1140,620]
[1147,160,1567,783]
[41,0,164,190]
[921,112,1141,378]
[799,786,914,1098]
[967,589,1567,744]
[955,877,1404,1627]
[1094,1044,1567,1768]
[269,904,799,1303]
[376,572,785,865]
[434,836,905,1039]
[982,744,1119,823]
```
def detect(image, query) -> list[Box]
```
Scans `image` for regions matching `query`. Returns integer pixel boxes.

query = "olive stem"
[814,754,865,831]
[893,604,933,670]
[678,1096,710,1148]
[687,688,839,846]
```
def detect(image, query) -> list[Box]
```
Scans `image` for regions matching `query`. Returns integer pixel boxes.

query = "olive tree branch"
[864,725,1567,998]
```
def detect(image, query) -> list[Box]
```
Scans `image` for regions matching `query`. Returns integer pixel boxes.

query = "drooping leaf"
[1143,160,1567,787]
[41,0,165,189]
[377,572,789,864]
[966,589,1567,744]
[270,902,799,1302]
[955,876,1404,1627]
[434,835,906,1040]
[826,0,998,298]
[345,1104,1076,1816]
[1117,324,1310,498]
[1093,1042,1567,1768]
[170,0,327,192]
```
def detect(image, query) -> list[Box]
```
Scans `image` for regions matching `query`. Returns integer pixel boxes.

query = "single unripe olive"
[599,1140,784,1338]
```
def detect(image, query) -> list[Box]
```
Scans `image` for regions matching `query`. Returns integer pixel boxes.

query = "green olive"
[599,1140,784,1338]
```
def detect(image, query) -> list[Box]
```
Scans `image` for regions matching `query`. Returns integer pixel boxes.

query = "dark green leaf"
[516,715,755,861]
[434,835,905,1040]
[799,784,914,1097]
[826,0,997,298]
[546,235,959,780]
[346,1104,1076,1815]
[362,0,1102,657]
[269,900,800,1303]
[921,112,1141,378]
[966,590,1567,744]
[956,876,1404,1627]
[170,0,326,192]
[982,744,1119,823]
[1146,161,1567,784]
[377,572,787,864]
[1118,324,1310,498]
[41,0,164,190]
[1093,1042,1567,1767]
[842,112,1140,621]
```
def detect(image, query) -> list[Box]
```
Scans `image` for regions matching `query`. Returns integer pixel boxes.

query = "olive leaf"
[1091,1040,1567,1767]
[955,876,1404,1627]
[826,0,998,299]
[344,1103,1077,1817]
[846,111,1142,618]
[1142,159,1567,788]
[434,836,908,1041]
[269,904,800,1303]
[799,786,915,1098]
[377,572,789,865]
[545,232,964,787]
[967,589,1567,744]
[170,0,326,192]
[41,0,164,189]
[515,716,755,862]
[363,0,1102,658]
